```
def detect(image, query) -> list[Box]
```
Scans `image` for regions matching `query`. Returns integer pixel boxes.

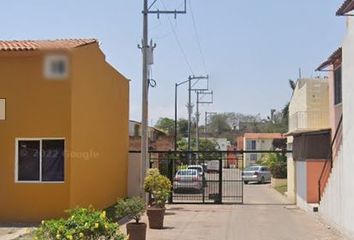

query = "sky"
[0,0,346,125]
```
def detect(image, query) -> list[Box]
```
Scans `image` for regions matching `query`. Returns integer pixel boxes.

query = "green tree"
[176,138,218,151]
[208,114,232,136]
[178,118,189,137]
[155,117,175,135]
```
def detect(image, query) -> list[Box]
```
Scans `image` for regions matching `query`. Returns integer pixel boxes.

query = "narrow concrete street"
[143,184,348,240]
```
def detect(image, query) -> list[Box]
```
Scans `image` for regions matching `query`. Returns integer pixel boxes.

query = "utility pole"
[175,76,207,152]
[195,90,213,151]
[140,0,187,195]
[140,0,149,198]
[187,75,209,155]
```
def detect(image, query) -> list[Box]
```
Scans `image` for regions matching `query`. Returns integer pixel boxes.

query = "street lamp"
[174,79,190,151]
[174,76,209,152]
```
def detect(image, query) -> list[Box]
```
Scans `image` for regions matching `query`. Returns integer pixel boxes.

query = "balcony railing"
[289,111,330,133]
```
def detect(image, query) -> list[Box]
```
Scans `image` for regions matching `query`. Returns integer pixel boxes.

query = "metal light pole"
[187,76,192,153]
[174,76,209,152]
[174,78,191,151]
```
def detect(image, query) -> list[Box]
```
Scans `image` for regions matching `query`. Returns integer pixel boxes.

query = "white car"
[206,160,220,173]
[173,169,203,193]
[187,165,204,176]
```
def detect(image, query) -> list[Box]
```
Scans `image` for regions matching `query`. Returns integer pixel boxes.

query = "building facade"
[243,133,285,167]
[314,2,354,236]
[287,78,330,206]
[0,39,129,222]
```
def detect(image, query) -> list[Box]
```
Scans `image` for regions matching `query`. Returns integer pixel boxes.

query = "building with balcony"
[243,133,285,167]
[287,78,331,207]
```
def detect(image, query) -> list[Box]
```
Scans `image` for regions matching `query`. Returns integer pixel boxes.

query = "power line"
[160,0,195,75]
[189,0,208,73]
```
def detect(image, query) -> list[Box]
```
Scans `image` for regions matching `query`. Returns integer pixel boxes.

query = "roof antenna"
[298,68,302,79]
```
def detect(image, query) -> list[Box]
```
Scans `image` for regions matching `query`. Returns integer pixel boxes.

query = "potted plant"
[143,169,172,229]
[115,197,146,240]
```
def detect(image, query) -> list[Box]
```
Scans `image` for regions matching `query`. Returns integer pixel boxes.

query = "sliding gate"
[149,151,244,204]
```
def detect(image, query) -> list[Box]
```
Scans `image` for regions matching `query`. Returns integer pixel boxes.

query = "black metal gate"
[149,151,244,204]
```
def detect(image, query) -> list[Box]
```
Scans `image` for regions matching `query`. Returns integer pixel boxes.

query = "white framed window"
[250,153,258,162]
[44,55,69,80]
[15,138,65,183]
[0,98,5,120]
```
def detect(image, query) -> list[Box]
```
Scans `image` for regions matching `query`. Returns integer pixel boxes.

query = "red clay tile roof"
[0,39,97,51]
[337,0,354,16]
[316,48,342,71]
[243,133,285,140]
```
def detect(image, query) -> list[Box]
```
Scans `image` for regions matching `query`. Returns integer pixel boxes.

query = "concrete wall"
[295,161,307,210]
[319,16,354,237]
[287,136,296,203]
[289,78,329,132]
[128,153,142,197]
[0,51,71,222]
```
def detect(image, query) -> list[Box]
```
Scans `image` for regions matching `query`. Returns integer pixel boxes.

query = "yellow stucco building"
[0,39,129,222]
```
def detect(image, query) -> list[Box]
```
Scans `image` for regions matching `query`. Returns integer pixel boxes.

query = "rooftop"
[316,48,342,71]
[336,0,354,16]
[243,133,285,140]
[0,39,97,51]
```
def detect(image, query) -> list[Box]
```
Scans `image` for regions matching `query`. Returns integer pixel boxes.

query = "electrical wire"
[160,0,195,75]
[189,0,208,73]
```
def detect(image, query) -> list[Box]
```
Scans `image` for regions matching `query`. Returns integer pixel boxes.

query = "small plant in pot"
[143,169,172,229]
[115,197,146,240]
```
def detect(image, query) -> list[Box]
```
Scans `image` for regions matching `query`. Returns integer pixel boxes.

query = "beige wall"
[289,78,329,132]
[287,136,296,203]
[128,152,141,197]
[70,43,129,209]
[243,138,276,167]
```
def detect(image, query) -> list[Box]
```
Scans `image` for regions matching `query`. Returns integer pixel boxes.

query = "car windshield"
[245,166,260,171]
[178,170,197,176]
[188,167,202,172]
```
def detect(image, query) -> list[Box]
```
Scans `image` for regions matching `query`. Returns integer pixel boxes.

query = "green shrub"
[260,153,287,179]
[115,197,146,224]
[177,165,188,170]
[143,169,172,208]
[35,207,127,240]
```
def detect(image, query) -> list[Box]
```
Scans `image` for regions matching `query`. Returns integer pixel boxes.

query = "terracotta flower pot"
[126,222,147,240]
[146,207,165,229]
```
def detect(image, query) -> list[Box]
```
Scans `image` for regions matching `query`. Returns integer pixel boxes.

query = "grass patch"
[274,184,287,195]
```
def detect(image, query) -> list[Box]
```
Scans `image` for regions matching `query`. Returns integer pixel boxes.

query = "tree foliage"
[155,117,175,135]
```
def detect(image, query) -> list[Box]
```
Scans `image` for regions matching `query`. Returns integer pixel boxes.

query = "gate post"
[168,151,174,204]
[218,152,223,204]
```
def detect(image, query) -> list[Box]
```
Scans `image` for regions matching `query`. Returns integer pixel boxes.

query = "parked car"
[206,160,220,173]
[187,165,204,176]
[242,165,271,184]
[173,169,203,193]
